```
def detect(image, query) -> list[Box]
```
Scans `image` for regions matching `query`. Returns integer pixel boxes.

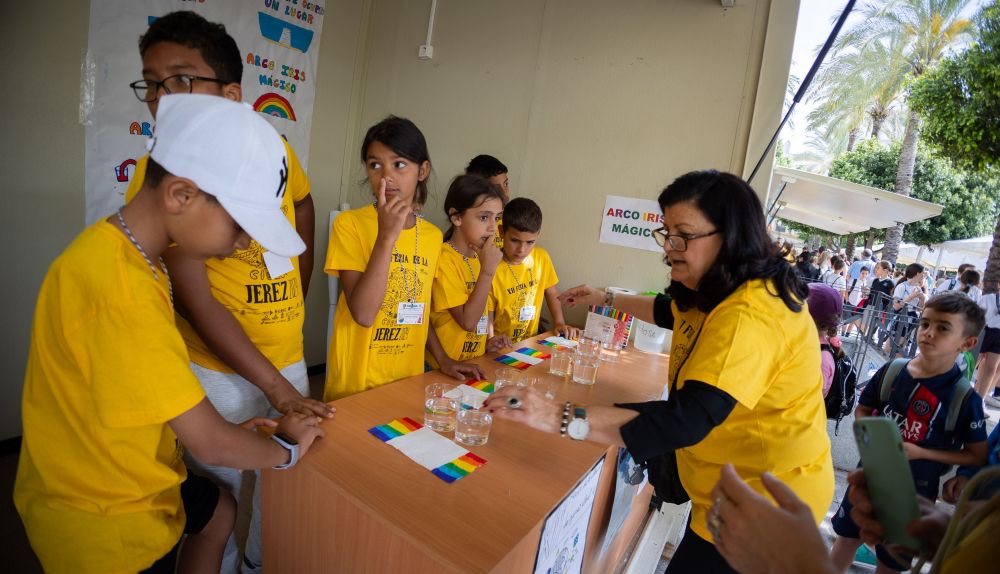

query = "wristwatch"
[566,405,590,441]
[270,432,300,470]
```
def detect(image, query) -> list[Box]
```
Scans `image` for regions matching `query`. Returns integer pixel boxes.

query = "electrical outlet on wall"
[418,44,434,60]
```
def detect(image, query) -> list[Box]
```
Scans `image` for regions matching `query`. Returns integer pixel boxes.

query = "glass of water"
[572,352,600,385]
[424,383,458,432]
[549,347,575,377]
[455,409,493,446]
[494,367,523,390]
[599,323,621,363]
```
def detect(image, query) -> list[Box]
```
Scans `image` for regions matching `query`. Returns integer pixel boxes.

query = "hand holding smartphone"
[853,417,922,551]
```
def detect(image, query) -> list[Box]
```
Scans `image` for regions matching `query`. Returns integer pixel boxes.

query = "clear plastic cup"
[424,383,458,432]
[494,367,524,390]
[455,409,493,446]
[572,353,600,385]
[549,347,575,377]
[599,323,621,363]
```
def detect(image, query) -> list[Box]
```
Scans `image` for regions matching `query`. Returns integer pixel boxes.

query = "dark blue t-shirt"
[859,362,987,495]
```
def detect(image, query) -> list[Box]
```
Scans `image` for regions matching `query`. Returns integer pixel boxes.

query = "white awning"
[766,166,944,235]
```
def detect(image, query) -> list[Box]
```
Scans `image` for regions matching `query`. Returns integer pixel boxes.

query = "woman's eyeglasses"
[651,228,721,251]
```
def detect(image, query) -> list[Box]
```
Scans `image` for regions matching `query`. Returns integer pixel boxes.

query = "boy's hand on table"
[558,284,604,309]
[440,358,486,381]
[486,335,512,353]
[266,383,336,419]
[554,325,579,339]
[276,412,326,458]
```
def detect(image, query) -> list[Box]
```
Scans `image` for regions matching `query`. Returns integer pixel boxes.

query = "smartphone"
[853,417,922,550]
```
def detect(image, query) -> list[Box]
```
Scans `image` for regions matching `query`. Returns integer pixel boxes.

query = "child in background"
[807,283,844,398]
[466,154,510,203]
[489,198,578,346]
[842,266,870,338]
[958,268,982,302]
[830,292,988,573]
[324,117,482,401]
[14,95,324,574]
[429,175,505,367]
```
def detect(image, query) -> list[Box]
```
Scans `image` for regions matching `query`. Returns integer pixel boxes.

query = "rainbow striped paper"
[539,336,579,351]
[431,452,488,483]
[494,347,552,369]
[368,417,423,442]
[463,379,495,393]
[368,418,487,483]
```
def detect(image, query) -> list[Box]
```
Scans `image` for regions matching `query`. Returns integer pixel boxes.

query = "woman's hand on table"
[710,464,835,574]
[557,284,605,309]
[440,358,486,381]
[486,334,512,353]
[484,386,562,434]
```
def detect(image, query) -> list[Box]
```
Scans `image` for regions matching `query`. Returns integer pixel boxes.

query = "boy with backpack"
[829,292,988,573]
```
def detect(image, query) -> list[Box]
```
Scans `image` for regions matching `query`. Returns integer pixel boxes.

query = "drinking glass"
[455,409,493,446]
[599,323,621,363]
[572,353,600,385]
[549,347,575,377]
[424,383,458,432]
[494,367,523,390]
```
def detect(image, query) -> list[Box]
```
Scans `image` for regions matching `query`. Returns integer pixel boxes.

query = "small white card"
[476,314,489,335]
[385,427,468,470]
[519,305,536,321]
[262,251,294,279]
[397,302,425,325]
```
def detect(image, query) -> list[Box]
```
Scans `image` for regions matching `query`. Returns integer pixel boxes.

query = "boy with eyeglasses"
[125,11,332,574]
[488,198,577,347]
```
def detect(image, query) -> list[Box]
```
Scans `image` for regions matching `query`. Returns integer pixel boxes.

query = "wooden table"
[262,334,670,573]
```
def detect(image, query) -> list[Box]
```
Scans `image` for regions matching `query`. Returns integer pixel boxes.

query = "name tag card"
[519,305,536,322]
[397,302,425,325]
[476,315,489,335]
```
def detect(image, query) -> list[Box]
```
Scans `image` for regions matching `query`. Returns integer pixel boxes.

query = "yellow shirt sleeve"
[677,298,777,410]
[433,248,477,312]
[284,139,311,203]
[325,210,369,276]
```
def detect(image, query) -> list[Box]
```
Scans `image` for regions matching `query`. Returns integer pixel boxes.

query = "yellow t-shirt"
[14,221,206,574]
[125,139,310,372]
[324,206,442,400]
[428,244,492,368]
[489,246,558,343]
[669,279,834,542]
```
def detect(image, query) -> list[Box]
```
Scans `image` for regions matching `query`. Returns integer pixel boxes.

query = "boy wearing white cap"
[14,94,325,574]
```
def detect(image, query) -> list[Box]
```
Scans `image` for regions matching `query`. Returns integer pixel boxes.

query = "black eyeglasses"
[129,74,228,103]
[651,228,721,251]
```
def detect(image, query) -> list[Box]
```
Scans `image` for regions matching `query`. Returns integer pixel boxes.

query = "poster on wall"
[598,195,664,253]
[533,455,605,574]
[83,0,326,224]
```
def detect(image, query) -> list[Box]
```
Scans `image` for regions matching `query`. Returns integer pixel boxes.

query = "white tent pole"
[932,247,945,282]
[916,245,925,265]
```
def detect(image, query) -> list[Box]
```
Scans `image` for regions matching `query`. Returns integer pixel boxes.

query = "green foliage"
[827,140,999,245]
[910,3,1000,171]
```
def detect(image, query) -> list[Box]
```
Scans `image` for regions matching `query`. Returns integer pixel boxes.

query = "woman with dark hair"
[484,170,834,573]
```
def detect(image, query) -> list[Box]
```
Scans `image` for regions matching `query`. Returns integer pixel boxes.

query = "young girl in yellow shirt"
[427,175,505,367]
[324,117,482,400]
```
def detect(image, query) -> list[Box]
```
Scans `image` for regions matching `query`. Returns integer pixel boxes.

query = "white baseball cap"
[149,94,306,258]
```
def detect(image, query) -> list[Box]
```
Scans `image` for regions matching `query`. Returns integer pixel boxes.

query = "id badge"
[519,305,536,322]
[397,302,425,325]
[476,314,488,336]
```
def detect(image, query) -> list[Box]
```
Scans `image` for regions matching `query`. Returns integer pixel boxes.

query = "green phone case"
[852,417,922,550]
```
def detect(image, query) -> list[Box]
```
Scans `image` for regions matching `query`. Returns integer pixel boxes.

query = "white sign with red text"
[598,195,664,253]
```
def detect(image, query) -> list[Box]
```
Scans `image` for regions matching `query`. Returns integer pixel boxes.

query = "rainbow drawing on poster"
[431,452,487,483]
[463,379,495,393]
[367,417,422,442]
[253,93,297,121]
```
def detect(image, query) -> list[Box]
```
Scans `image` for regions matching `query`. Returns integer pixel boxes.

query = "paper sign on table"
[368,418,487,483]
[495,347,551,369]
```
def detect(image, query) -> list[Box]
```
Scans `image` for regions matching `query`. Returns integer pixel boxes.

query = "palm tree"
[834,0,974,262]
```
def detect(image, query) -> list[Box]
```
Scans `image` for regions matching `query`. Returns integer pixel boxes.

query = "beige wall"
[0,0,798,441]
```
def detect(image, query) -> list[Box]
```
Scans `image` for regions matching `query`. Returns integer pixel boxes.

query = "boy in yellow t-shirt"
[14,95,324,574]
[125,13,332,572]
[488,198,578,346]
